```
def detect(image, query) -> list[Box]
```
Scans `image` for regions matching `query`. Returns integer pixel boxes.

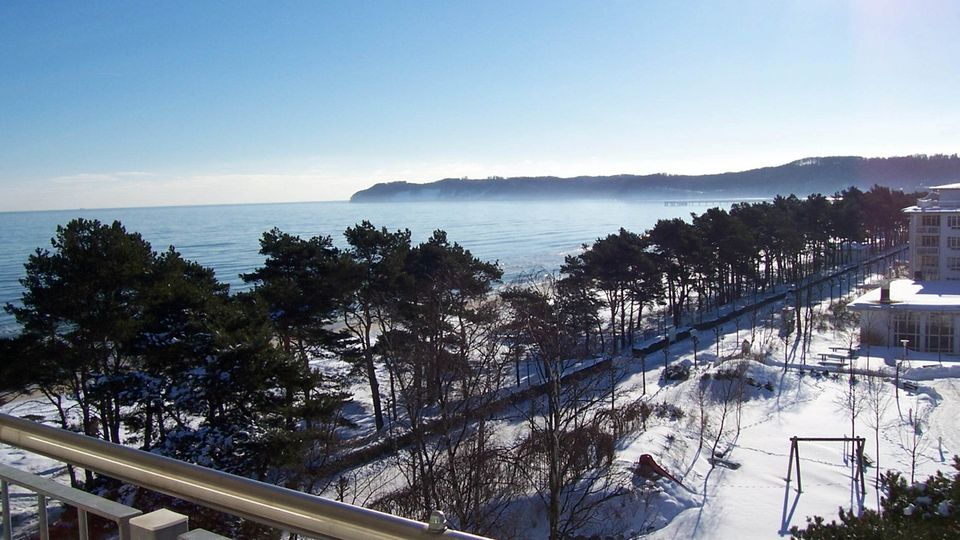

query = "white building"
[905,183,960,281]
[850,184,960,353]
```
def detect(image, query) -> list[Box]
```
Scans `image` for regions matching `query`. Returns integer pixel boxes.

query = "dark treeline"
[0,185,913,538]
[571,185,914,354]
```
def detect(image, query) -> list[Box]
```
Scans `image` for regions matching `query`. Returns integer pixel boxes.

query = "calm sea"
[0,199,708,335]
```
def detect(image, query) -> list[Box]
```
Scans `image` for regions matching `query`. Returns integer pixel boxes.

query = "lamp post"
[937,314,943,366]
[690,328,700,369]
[714,325,722,359]
[640,354,646,396]
[897,338,909,399]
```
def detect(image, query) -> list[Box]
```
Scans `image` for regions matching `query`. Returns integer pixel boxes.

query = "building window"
[921,255,939,267]
[926,313,953,353]
[922,215,941,227]
[949,236,960,249]
[949,257,960,271]
[921,235,940,247]
[893,312,920,349]
[949,215,960,228]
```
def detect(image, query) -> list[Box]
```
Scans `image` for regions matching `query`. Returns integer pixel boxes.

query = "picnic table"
[817,352,849,368]
[818,361,846,368]
[828,346,857,358]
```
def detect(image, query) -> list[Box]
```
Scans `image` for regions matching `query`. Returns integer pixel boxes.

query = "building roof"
[904,183,960,212]
[850,279,960,312]
[903,202,960,213]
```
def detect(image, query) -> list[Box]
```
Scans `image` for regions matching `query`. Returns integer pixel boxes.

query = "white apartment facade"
[850,184,960,354]
[906,183,960,281]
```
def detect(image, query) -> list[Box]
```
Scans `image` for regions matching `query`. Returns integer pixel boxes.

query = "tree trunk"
[364,349,384,431]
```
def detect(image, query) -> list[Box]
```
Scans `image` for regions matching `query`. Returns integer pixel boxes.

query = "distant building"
[850,184,960,353]
[905,183,960,281]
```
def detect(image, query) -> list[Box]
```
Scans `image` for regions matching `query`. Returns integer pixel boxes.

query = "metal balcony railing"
[0,413,492,540]
[0,461,142,540]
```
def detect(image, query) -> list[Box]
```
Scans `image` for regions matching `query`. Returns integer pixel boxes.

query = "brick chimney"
[879,281,892,304]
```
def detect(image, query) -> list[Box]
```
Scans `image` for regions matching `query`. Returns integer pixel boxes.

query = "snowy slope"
[3,296,959,540]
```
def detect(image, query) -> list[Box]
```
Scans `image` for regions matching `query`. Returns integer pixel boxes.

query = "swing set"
[785,436,866,495]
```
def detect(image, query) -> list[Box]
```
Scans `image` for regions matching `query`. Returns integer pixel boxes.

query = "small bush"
[597,399,652,436]
[652,402,685,421]
[663,364,690,381]
[712,365,747,381]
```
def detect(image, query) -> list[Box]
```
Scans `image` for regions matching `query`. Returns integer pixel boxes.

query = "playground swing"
[785,436,867,495]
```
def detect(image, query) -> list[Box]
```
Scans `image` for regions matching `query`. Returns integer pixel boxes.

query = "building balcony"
[0,413,487,540]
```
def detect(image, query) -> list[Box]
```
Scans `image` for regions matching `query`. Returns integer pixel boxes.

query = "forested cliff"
[351,154,960,202]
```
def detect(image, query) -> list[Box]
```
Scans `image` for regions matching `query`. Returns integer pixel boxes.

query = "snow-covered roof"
[849,279,960,311]
[904,183,960,212]
[903,202,960,213]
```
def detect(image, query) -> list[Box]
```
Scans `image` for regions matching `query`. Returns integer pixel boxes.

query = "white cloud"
[49,171,159,185]
[4,170,353,212]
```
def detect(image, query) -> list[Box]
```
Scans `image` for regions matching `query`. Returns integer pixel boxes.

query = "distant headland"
[350,155,960,202]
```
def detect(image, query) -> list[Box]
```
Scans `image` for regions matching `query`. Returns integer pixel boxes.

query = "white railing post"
[79,508,89,540]
[130,509,189,540]
[120,517,133,540]
[38,493,49,540]
[1,479,10,540]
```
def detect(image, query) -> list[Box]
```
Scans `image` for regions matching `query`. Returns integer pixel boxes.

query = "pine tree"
[5,219,155,459]
[341,221,411,431]
[792,457,960,539]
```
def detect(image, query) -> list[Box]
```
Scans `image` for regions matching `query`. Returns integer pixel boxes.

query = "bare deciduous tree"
[863,374,892,499]
[835,371,867,462]
[503,277,627,540]
[707,362,747,466]
[900,405,932,484]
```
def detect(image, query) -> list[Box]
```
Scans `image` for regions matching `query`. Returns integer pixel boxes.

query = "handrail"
[0,462,142,540]
[0,413,493,540]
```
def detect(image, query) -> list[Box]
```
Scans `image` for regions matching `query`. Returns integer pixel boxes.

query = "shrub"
[712,362,748,381]
[791,456,960,539]
[652,402,685,421]
[663,364,690,381]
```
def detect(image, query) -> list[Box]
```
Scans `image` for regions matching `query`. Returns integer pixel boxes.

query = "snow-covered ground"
[620,316,956,539]
[318,292,960,539]
[638,364,951,539]
[0,395,76,534]
[3,291,959,539]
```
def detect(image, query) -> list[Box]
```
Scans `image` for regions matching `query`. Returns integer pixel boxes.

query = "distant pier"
[664,198,771,207]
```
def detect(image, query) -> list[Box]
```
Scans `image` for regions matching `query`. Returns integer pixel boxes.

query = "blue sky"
[1,1,958,211]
